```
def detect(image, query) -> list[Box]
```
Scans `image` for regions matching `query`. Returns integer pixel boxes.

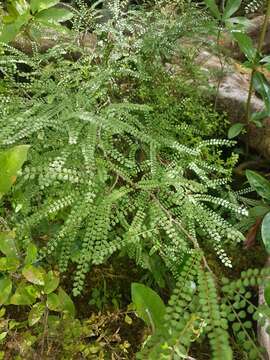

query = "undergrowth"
[0,0,269,359]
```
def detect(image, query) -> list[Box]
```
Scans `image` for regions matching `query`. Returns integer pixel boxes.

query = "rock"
[11,29,97,58]
[196,50,270,158]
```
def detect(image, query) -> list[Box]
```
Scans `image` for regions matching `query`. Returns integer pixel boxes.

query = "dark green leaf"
[0,277,12,305]
[35,8,73,24]
[204,0,221,19]
[265,282,270,307]
[232,32,256,62]
[228,122,244,138]
[246,170,270,200]
[223,0,242,20]
[253,72,270,114]
[58,288,75,317]
[261,212,270,254]
[131,283,166,332]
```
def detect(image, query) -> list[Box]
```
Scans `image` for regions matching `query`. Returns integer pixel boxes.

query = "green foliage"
[1,1,269,359]
[131,282,166,332]
[0,0,73,44]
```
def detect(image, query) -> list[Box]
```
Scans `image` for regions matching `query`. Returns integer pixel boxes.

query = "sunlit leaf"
[0,145,30,197]
[28,302,45,326]
[44,271,59,294]
[0,277,12,305]
[47,293,61,311]
[0,231,18,258]
[22,265,46,285]
[0,257,20,272]
[10,284,39,305]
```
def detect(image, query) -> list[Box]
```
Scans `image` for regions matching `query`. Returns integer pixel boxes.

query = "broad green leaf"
[11,0,30,16]
[265,282,270,307]
[22,265,46,285]
[232,32,256,62]
[223,0,242,20]
[246,170,270,200]
[261,212,270,254]
[204,0,221,19]
[0,257,20,272]
[0,308,6,317]
[10,284,39,305]
[35,8,73,24]
[44,271,59,294]
[0,145,30,197]
[249,205,270,218]
[0,21,23,44]
[225,16,251,29]
[0,332,7,341]
[0,277,12,305]
[253,72,270,115]
[251,109,268,124]
[28,302,45,326]
[47,293,61,311]
[0,231,18,258]
[24,243,38,264]
[131,283,166,332]
[30,0,60,13]
[228,122,244,138]
[260,55,270,64]
[58,288,75,317]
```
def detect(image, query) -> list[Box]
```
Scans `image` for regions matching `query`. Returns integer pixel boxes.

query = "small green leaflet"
[246,170,270,200]
[131,283,166,333]
[261,212,270,254]
[228,123,244,139]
